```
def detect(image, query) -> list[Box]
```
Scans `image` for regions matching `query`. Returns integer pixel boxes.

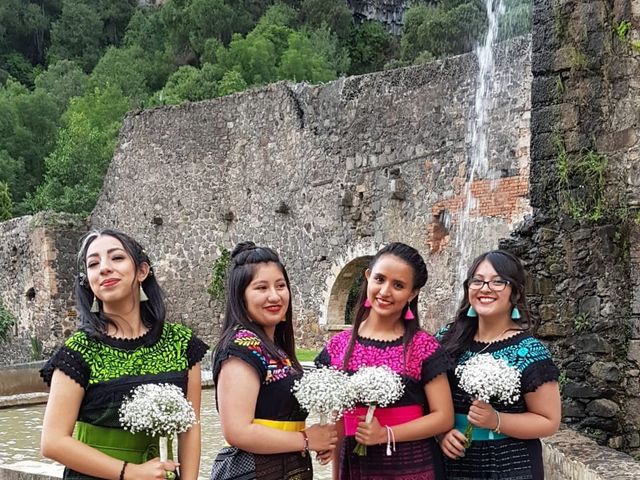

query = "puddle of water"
[0,389,331,479]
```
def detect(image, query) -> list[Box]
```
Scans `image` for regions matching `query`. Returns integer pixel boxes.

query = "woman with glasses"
[437,250,561,480]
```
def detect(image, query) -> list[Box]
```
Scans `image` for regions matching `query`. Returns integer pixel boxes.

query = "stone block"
[628,340,640,365]
[575,334,611,354]
[590,362,620,383]
[586,399,621,418]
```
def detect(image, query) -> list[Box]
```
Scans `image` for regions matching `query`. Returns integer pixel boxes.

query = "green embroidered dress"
[41,322,208,480]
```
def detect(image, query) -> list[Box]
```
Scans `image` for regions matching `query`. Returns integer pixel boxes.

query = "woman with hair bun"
[211,241,338,480]
[41,229,207,480]
[438,249,561,480]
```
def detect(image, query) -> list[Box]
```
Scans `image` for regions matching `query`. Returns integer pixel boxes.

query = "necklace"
[475,327,520,355]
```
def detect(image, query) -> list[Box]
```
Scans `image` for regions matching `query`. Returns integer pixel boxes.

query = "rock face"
[501,0,640,455]
[347,0,412,35]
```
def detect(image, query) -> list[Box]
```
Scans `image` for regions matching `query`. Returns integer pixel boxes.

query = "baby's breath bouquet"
[455,353,521,446]
[119,383,197,478]
[293,367,356,424]
[349,366,404,456]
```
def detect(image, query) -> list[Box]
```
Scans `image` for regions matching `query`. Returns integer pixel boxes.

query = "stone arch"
[325,256,372,328]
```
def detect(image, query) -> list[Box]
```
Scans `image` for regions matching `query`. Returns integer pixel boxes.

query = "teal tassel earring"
[511,306,521,319]
[90,297,99,313]
[466,306,477,317]
[139,285,149,302]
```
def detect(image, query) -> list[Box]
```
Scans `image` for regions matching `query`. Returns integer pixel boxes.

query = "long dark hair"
[342,242,429,371]
[440,249,533,359]
[215,241,302,371]
[75,229,165,337]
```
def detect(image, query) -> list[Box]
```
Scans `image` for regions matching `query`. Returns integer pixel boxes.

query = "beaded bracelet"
[119,461,128,480]
[300,430,309,457]
[493,410,502,434]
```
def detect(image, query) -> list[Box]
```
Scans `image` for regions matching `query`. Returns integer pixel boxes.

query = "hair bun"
[231,241,257,258]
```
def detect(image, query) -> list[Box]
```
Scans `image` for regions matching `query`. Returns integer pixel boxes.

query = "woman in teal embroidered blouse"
[40,229,208,480]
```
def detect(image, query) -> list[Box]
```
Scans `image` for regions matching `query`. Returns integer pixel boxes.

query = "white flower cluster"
[293,367,356,422]
[350,366,404,408]
[456,354,521,404]
[119,383,197,438]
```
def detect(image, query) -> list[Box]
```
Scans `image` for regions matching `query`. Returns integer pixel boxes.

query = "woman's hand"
[125,458,179,480]
[439,429,467,459]
[305,423,338,452]
[315,449,333,465]
[467,400,498,430]
[354,416,385,446]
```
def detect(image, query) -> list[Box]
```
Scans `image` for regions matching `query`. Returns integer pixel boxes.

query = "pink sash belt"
[343,405,423,436]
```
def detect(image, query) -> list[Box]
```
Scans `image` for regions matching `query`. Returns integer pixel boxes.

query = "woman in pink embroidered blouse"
[316,242,454,480]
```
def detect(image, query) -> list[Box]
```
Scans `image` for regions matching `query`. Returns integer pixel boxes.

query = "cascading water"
[454,0,507,298]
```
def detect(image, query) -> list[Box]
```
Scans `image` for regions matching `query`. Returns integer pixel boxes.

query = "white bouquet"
[349,366,404,455]
[293,367,356,424]
[119,383,197,477]
[455,353,521,446]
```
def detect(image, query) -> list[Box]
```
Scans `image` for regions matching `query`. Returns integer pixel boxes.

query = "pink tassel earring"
[364,298,372,308]
[404,307,415,320]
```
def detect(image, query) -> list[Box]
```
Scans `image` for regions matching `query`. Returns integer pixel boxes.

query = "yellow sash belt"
[224,419,305,446]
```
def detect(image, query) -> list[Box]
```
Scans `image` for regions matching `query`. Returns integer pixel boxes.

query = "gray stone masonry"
[91,37,532,349]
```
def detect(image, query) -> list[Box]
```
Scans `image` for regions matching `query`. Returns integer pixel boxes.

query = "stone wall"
[0,213,88,365]
[91,36,532,348]
[501,0,640,455]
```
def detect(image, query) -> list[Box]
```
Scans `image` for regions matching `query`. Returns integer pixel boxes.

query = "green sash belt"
[74,421,174,464]
[454,413,508,441]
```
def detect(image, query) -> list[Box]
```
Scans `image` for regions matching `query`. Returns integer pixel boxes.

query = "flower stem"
[353,405,377,456]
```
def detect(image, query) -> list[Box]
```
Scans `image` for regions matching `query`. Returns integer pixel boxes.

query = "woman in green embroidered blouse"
[40,229,208,480]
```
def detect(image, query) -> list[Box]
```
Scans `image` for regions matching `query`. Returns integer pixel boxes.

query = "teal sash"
[454,413,508,441]
[74,421,173,463]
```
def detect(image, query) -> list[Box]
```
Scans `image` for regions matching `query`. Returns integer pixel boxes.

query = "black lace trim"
[40,346,89,389]
[421,346,455,384]
[522,358,559,394]
[186,334,209,368]
[356,334,403,347]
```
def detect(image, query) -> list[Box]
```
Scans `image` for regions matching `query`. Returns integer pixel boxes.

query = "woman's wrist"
[300,430,309,456]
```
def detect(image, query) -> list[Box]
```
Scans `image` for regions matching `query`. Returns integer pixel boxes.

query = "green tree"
[151,63,221,105]
[0,181,13,221]
[187,0,235,53]
[307,26,350,76]
[27,84,128,215]
[49,0,104,72]
[90,46,148,106]
[400,0,486,61]
[278,31,336,83]
[97,0,137,45]
[0,78,59,206]
[300,0,353,42]
[217,68,247,96]
[348,21,391,75]
[35,60,88,113]
[216,32,279,85]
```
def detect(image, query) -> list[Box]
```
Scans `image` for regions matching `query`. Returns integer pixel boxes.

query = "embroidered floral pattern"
[325,330,441,380]
[63,323,194,386]
[232,329,292,384]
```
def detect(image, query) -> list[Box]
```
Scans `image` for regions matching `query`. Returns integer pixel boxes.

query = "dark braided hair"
[342,242,429,371]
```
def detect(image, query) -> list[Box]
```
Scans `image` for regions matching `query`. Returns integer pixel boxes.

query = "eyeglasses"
[468,278,510,292]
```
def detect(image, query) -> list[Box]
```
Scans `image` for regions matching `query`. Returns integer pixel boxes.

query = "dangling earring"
[511,306,521,320]
[363,298,372,308]
[466,306,477,317]
[404,307,415,320]
[90,297,99,313]
[140,285,149,302]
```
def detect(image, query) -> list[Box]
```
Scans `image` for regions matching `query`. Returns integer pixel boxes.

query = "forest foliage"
[0,0,531,217]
